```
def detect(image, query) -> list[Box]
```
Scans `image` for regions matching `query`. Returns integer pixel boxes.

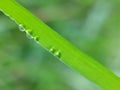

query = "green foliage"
[0,0,120,90]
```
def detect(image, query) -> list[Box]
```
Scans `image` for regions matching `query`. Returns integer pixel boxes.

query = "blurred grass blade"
[0,0,120,89]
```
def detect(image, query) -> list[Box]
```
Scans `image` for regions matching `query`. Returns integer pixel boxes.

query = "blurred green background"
[0,0,120,90]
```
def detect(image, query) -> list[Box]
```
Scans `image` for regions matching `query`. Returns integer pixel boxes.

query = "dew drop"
[49,48,55,53]
[49,47,61,58]
[19,24,25,32]
[34,36,39,41]
[54,51,61,58]
[34,37,39,43]
[26,32,33,39]
[26,29,33,34]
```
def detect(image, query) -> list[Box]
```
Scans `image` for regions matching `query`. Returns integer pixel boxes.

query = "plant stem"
[0,0,120,89]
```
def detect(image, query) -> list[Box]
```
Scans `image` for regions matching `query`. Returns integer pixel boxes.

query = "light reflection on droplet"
[54,51,61,58]
[49,48,54,53]
[26,32,33,39]
[19,24,25,32]
[49,47,61,58]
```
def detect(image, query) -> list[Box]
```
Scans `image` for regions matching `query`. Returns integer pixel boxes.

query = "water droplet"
[49,48,55,53]
[49,47,61,58]
[26,29,33,34]
[34,37,39,43]
[19,24,25,32]
[25,29,34,39]
[54,51,61,58]
[26,32,33,39]
[34,36,39,41]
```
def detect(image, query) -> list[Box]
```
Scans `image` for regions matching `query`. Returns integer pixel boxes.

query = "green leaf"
[0,0,120,89]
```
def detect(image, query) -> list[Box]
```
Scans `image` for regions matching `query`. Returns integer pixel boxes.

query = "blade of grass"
[0,0,120,89]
